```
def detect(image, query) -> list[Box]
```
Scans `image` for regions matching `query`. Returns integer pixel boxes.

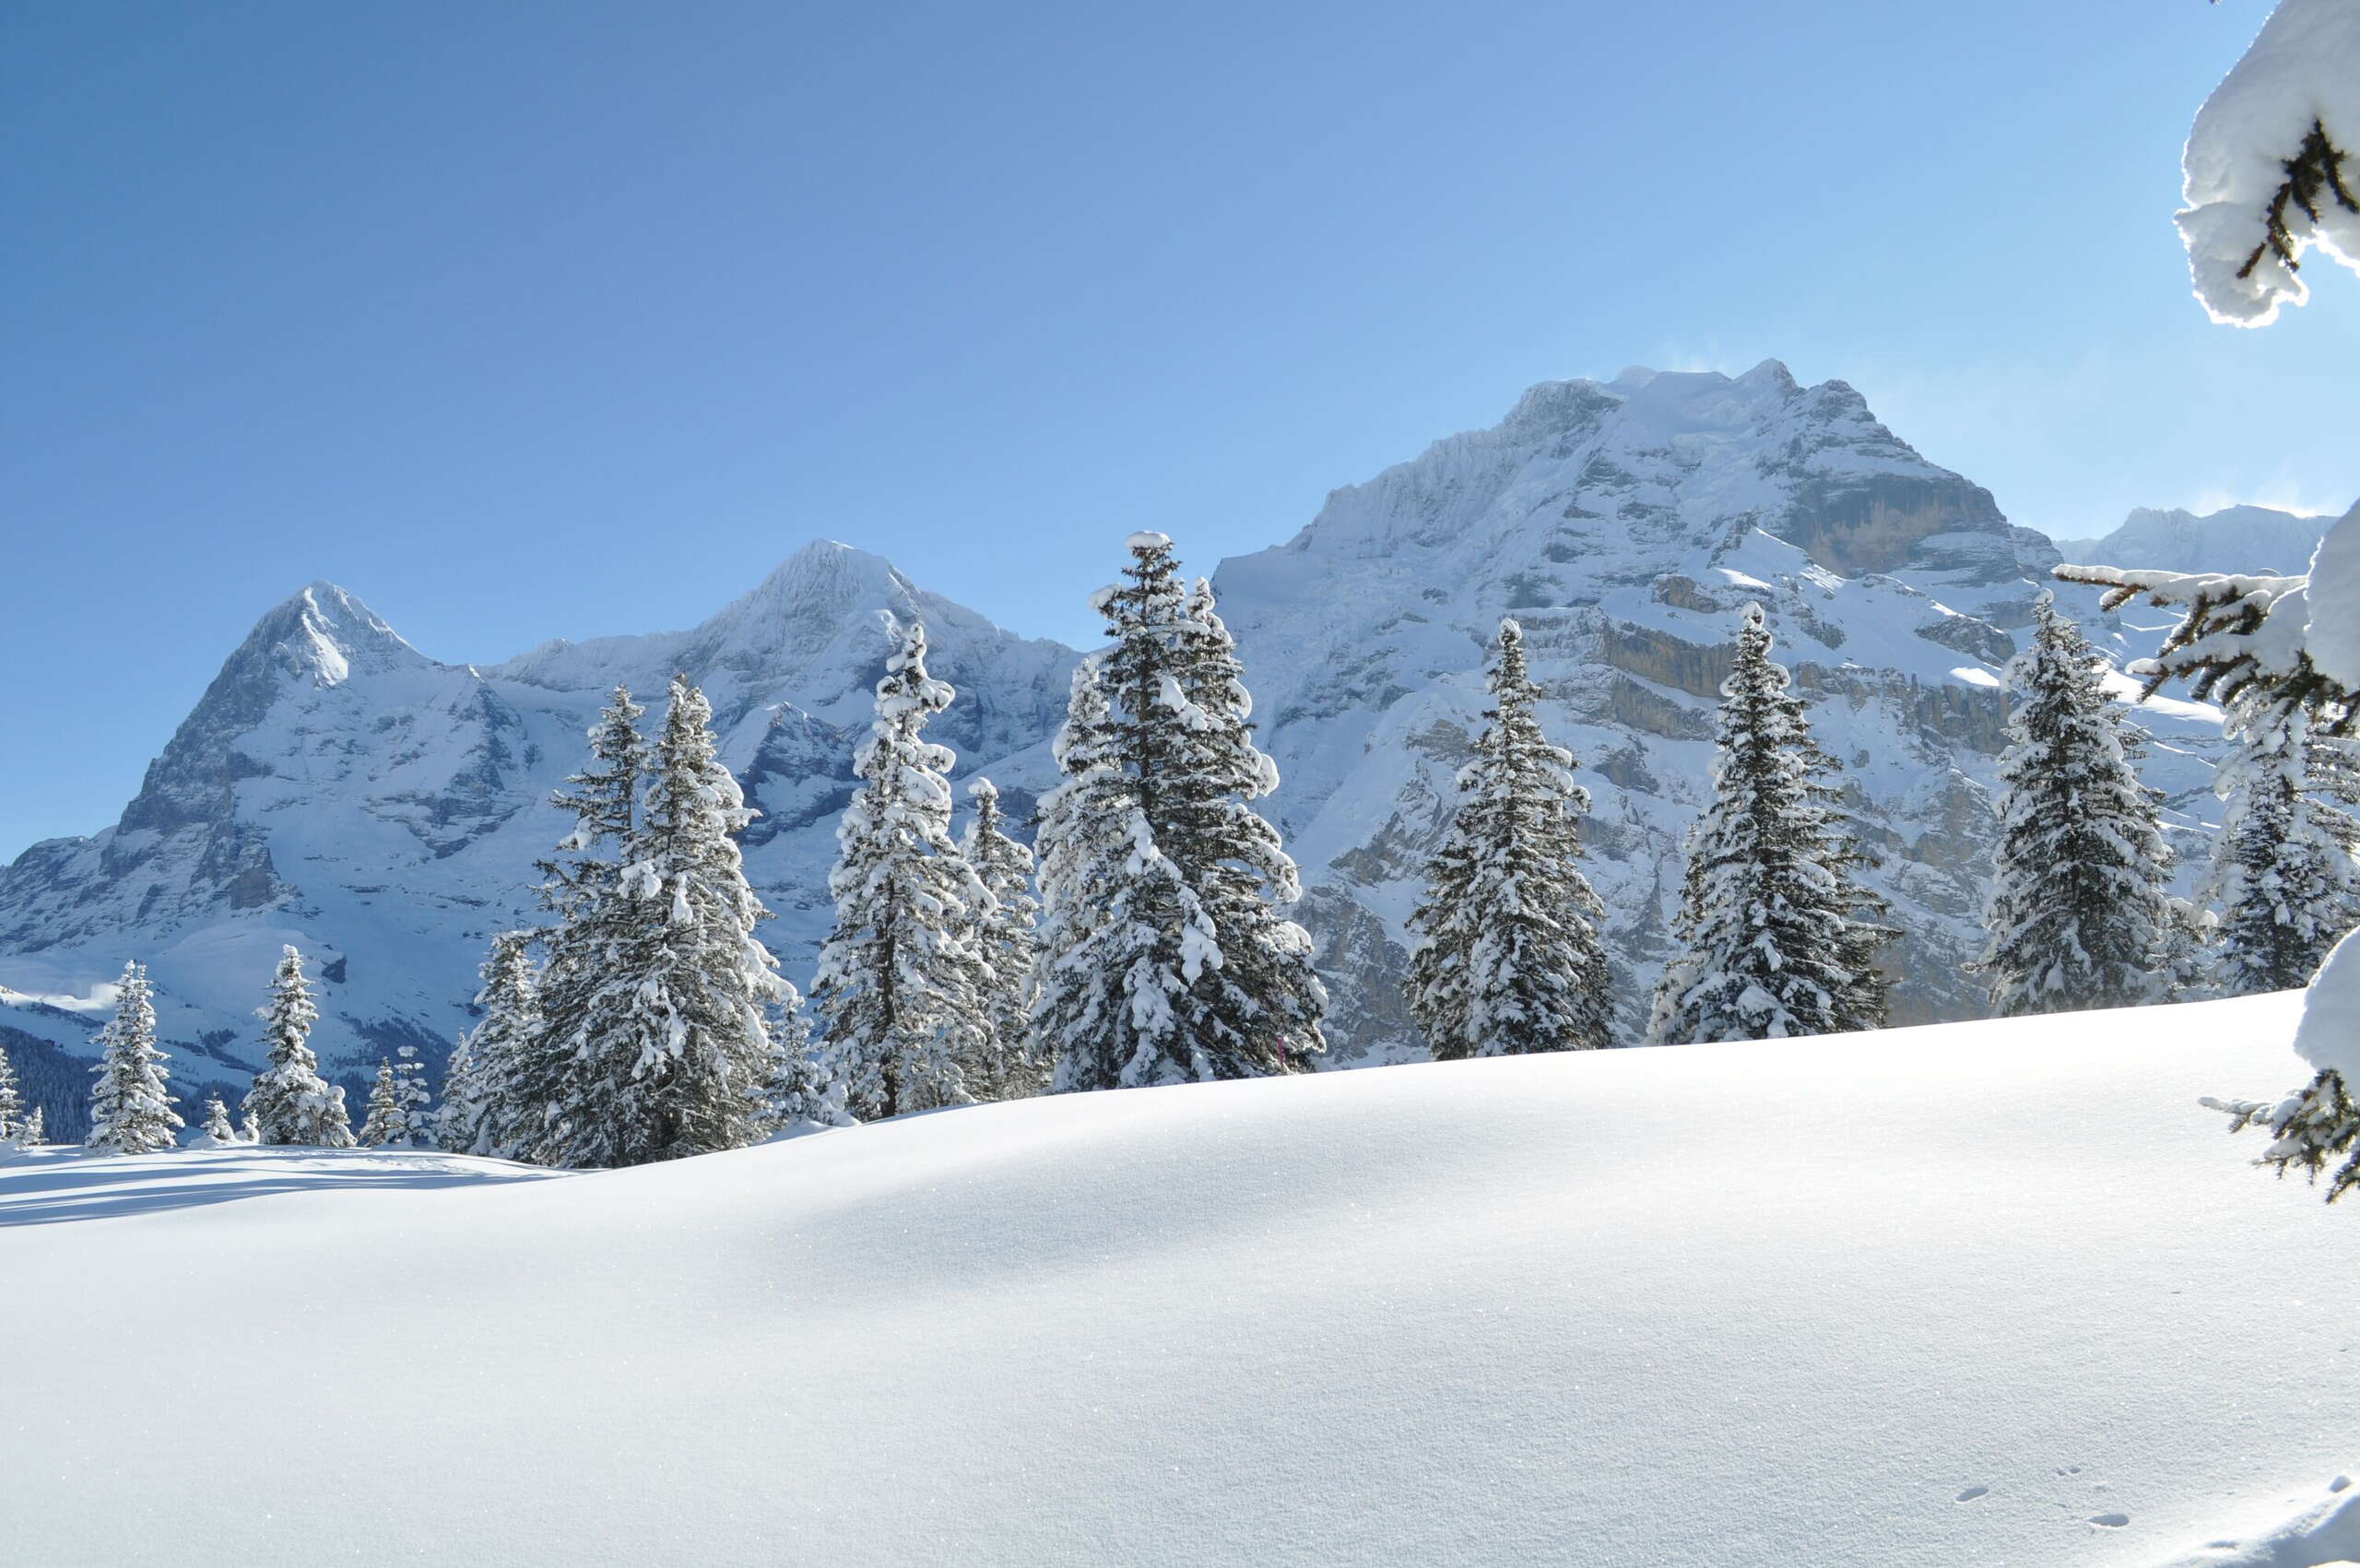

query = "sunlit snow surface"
[4,996,2356,1566]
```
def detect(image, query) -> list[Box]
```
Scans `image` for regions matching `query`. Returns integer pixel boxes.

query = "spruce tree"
[359,1058,406,1148]
[812,623,993,1120]
[517,688,650,1161]
[0,1036,21,1142]
[959,777,1044,1098]
[1034,656,1218,1091]
[1978,595,2175,1016]
[18,1105,42,1147]
[1648,604,1892,1044]
[2210,710,2360,996]
[1164,574,1328,1067]
[243,946,355,1148]
[87,961,183,1155]
[439,931,540,1158]
[196,1094,238,1147]
[1405,618,1615,1058]
[1056,532,1324,1084]
[761,977,847,1133]
[537,673,786,1165]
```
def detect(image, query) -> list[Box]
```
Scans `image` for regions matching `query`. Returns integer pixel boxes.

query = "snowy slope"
[1212,363,2226,1056]
[2,994,2354,1567]
[2051,504,2334,578]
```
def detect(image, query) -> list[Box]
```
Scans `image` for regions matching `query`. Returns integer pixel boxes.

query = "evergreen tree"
[1056,532,1323,1084]
[1648,605,1892,1044]
[0,1036,21,1142]
[87,961,183,1155]
[1405,618,1615,1059]
[812,623,993,1120]
[959,777,1044,1098]
[243,946,354,1148]
[1978,595,2175,1016]
[2210,710,2360,996]
[516,688,650,1161]
[535,676,787,1166]
[761,976,848,1133]
[196,1094,238,1147]
[18,1105,41,1147]
[1034,656,1218,1092]
[1164,573,1328,1067]
[439,931,540,1158]
[359,1058,405,1147]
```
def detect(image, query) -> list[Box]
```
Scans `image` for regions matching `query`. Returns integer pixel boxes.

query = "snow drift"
[2,994,2354,1567]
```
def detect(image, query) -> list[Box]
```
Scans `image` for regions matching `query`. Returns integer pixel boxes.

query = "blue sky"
[4,0,2355,856]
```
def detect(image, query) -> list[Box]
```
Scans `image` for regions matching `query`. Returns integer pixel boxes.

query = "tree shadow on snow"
[0,1149,560,1228]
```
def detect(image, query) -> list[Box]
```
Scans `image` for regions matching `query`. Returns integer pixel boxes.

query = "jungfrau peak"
[0,364,2224,1109]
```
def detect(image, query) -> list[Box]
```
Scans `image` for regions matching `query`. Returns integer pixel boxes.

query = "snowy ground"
[4,995,2357,1567]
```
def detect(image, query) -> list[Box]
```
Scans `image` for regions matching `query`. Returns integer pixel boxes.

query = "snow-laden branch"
[2178,0,2360,324]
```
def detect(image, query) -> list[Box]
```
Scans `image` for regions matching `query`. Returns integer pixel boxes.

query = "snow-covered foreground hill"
[4,995,2354,1567]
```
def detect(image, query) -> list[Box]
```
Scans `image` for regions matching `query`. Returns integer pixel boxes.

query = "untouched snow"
[3,995,2355,1567]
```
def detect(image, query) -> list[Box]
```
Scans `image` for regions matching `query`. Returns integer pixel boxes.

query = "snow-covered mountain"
[0,543,1079,1117]
[0,361,2228,1102]
[2050,503,2332,577]
[1212,362,2224,1057]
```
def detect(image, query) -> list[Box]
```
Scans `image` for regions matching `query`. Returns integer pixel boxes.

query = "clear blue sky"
[5,0,2355,857]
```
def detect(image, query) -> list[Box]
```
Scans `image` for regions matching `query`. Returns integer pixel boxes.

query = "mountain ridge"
[0,363,2229,1095]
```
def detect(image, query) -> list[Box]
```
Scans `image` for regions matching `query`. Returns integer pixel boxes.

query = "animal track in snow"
[1954,1486,1988,1503]
[2085,1513,2130,1528]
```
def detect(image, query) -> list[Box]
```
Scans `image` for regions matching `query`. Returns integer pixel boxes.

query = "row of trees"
[29,543,2348,1170]
[0,943,433,1158]
[1980,595,2359,1018]
[1403,605,1892,1059]
[1399,587,2358,1067]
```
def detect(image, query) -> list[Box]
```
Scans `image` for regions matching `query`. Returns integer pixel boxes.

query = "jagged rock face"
[0,367,2228,1097]
[0,546,1078,1097]
[1212,362,2223,1060]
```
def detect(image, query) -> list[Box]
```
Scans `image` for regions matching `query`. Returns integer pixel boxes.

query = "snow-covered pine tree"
[511,688,647,1164]
[196,1094,237,1148]
[959,777,1044,1098]
[359,1058,405,1148]
[242,946,355,1148]
[392,1045,431,1147]
[1162,573,1328,1067]
[813,623,993,1120]
[18,1105,42,1147]
[1064,532,1322,1082]
[439,930,539,1158]
[537,672,786,1166]
[1033,655,1217,1092]
[0,1035,21,1142]
[2210,709,2360,996]
[1404,618,1614,1059]
[87,961,183,1155]
[760,975,848,1134]
[1977,595,2175,1017]
[1647,604,1892,1045]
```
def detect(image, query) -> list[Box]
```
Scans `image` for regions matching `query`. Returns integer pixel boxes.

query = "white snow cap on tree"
[87,961,183,1156]
[2178,0,2360,325]
[243,946,355,1149]
[2308,500,2360,690]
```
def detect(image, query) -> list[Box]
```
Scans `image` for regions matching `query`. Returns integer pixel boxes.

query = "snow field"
[2,993,2356,1566]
